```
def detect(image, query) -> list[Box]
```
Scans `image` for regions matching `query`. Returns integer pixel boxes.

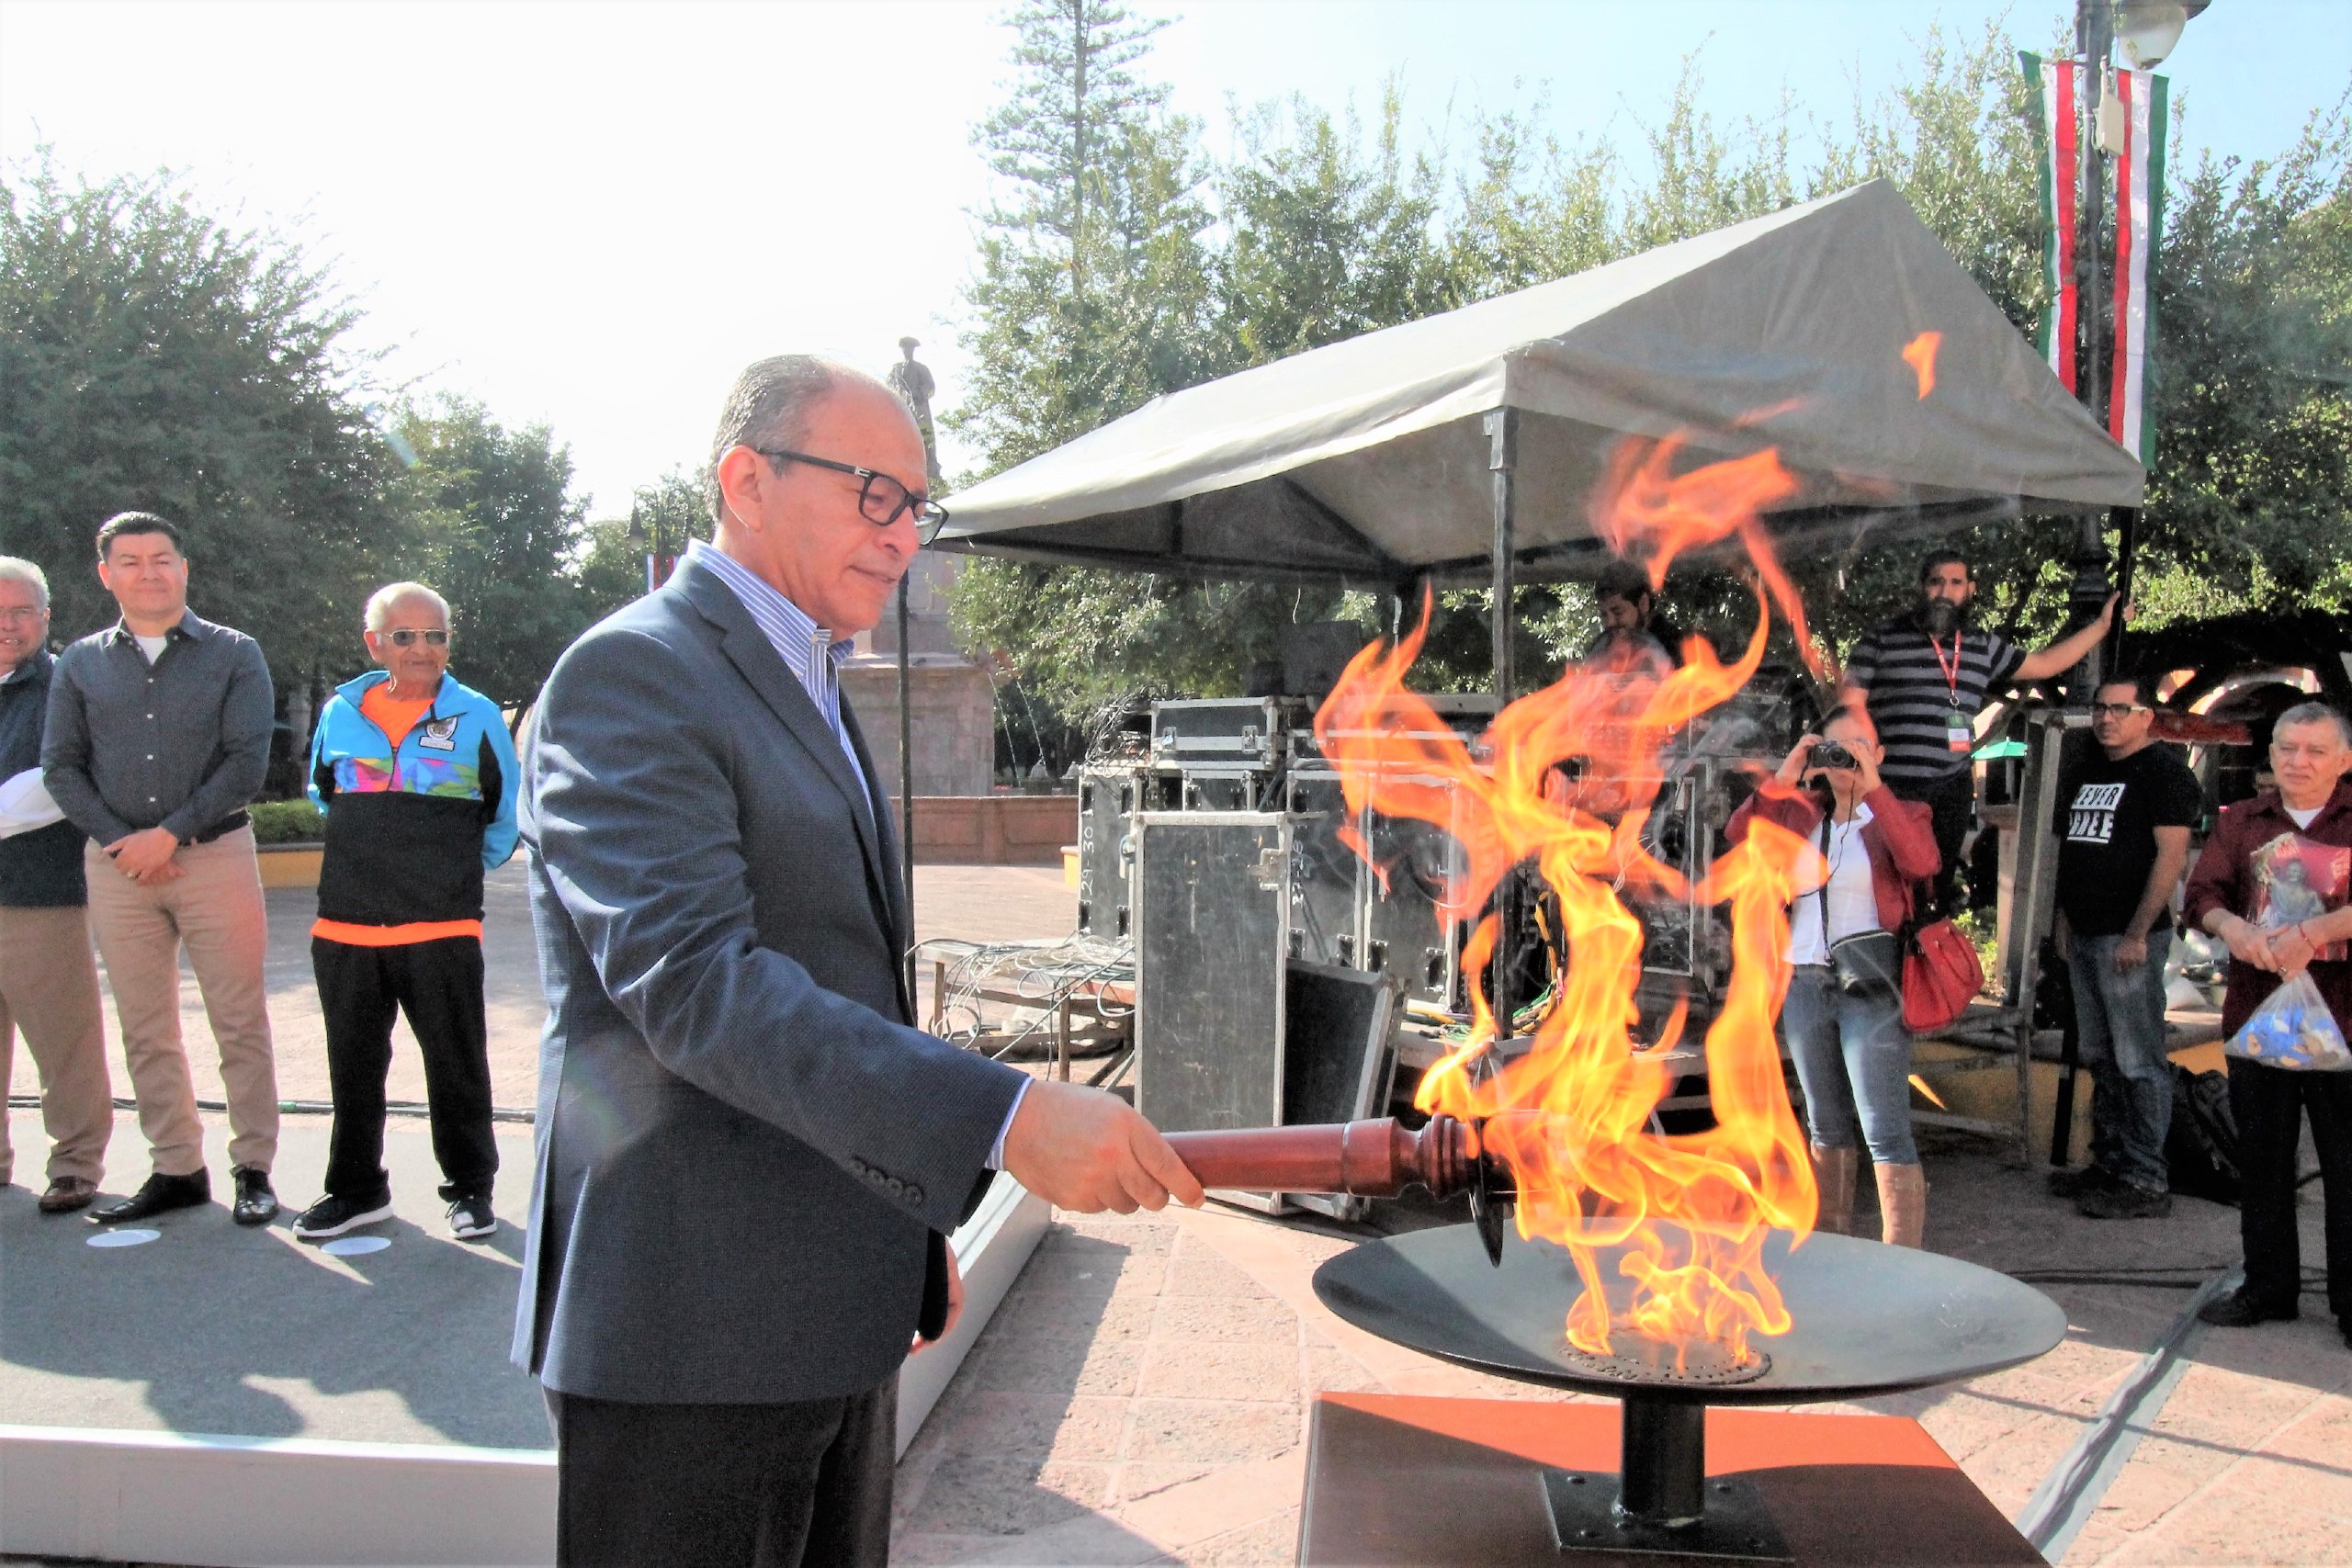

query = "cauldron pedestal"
[1304,1224,2065,1563]
[1297,1395,2045,1566]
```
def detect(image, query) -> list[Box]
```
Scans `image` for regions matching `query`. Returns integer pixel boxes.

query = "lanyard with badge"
[1929,633,1972,755]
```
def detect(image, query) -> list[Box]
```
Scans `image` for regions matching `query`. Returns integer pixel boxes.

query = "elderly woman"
[1728,708,1941,1246]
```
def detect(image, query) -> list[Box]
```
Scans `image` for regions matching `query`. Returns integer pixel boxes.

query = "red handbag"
[1902,911,1984,1033]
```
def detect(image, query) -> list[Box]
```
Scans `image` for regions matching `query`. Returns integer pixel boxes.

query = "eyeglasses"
[754,448,950,545]
[2089,703,2147,718]
[0,605,44,623]
[381,628,450,649]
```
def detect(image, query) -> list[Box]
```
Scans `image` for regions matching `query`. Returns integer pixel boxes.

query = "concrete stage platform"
[0,1112,1045,1566]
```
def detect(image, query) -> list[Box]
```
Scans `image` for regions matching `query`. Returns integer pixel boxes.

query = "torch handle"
[1162,1117,1479,1199]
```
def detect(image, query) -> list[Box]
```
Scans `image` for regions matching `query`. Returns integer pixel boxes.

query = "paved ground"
[2,860,1077,1126]
[6,863,2349,1565]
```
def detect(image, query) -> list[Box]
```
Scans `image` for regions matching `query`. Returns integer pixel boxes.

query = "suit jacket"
[512,551,1026,1404]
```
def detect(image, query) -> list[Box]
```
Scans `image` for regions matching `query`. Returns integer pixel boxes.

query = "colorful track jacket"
[307,671,520,927]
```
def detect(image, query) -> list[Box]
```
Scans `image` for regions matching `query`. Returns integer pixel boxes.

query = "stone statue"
[886,335,941,486]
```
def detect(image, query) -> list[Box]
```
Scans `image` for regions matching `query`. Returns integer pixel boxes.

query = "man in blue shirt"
[516,356,1204,1566]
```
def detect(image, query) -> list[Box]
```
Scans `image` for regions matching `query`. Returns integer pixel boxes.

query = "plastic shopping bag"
[2224,972,2352,1071]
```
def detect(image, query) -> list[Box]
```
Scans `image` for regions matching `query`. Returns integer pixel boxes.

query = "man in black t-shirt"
[1843,550,2121,912]
[2050,675,2203,1219]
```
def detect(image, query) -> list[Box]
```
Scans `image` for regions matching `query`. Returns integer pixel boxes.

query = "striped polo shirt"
[1843,619,2024,787]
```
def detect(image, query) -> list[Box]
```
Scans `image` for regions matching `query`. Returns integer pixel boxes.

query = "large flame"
[1316,434,1828,1365]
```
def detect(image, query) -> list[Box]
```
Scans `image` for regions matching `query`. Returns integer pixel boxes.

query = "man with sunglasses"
[2049,673,2202,1219]
[292,583,517,1244]
[514,355,1202,1566]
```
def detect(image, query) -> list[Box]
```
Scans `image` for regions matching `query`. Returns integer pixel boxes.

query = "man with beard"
[1842,550,2121,911]
[1579,559,1682,675]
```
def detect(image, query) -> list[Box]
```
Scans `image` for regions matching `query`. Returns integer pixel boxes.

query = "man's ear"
[714,446,771,532]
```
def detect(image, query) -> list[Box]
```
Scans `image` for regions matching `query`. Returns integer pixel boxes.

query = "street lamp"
[2114,0,2208,70]
[627,500,658,596]
[2064,0,2210,694]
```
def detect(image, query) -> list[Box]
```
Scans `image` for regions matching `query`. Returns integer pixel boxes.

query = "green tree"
[2129,104,2352,621]
[575,468,711,624]
[0,151,398,672]
[952,12,2352,713]
[384,396,590,713]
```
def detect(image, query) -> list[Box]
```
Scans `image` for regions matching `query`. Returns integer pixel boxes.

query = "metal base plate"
[1542,1470,1792,1562]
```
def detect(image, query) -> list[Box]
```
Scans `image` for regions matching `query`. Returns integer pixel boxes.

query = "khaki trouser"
[83,826,278,1174]
[0,903,114,1185]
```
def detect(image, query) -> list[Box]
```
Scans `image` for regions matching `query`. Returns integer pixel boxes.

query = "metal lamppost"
[888,337,944,912]
[2065,0,2210,693]
[626,501,659,597]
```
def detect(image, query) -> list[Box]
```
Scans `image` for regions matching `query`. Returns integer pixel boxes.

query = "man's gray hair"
[365,581,451,631]
[0,556,49,611]
[2273,700,2352,748]
[706,355,866,525]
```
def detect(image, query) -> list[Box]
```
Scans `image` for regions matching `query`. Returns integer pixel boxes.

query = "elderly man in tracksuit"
[291,582,519,1243]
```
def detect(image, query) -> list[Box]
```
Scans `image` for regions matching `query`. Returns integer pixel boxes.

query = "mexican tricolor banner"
[2024,52,2083,393]
[2108,65,2168,465]
[2022,52,2169,465]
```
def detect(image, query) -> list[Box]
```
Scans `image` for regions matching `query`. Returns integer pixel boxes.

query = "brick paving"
[8,862,2350,1564]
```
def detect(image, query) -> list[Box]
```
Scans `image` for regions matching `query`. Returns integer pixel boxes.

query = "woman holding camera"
[1727,710,1941,1246]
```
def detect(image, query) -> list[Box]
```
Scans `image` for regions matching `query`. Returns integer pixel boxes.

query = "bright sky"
[3,0,2345,519]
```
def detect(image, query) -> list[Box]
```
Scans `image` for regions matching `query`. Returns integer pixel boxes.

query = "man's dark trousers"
[1891,767,1972,914]
[313,935,497,1199]
[2229,1055,2352,1324]
[548,1375,895,1567]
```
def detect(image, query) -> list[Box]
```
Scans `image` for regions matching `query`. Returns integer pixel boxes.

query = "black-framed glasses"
[754,447,950,545]
[2089,702,2146,718]
[382,628,450,649]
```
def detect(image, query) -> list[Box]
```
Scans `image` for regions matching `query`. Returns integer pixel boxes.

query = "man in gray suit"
[515,356,1203,1566]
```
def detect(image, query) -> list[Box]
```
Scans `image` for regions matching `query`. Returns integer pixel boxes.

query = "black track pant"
[548,1376,896,1567]
[314,935,498,1200]
[2229,1055,2352,1324]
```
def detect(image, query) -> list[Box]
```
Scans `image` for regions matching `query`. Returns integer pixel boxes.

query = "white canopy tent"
[933,179,2143,594]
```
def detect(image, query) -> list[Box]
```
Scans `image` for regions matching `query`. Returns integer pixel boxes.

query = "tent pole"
[1391,575,1422,643]
[1485,409,1520,1028]
[1485,410,1518,702]
[897,575,915,913]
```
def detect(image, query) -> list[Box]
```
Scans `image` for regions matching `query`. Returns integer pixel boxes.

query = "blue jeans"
[2067,928,2174,1193]
[1782,964,1917,1165]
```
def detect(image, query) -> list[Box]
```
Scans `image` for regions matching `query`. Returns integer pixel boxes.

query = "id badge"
[1946,708,1973,753]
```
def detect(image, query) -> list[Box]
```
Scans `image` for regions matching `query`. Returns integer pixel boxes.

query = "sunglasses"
[380,628,450,649]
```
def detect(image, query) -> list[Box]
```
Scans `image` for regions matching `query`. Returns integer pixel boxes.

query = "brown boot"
[1810,1145,1858,1236]
[1876,1161,1928,1248]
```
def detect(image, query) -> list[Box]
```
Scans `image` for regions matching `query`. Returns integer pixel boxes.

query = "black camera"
[1810,740,1859,771]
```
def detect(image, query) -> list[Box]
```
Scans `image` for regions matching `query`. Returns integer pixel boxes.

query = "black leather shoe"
[2046,1166,2117,1200]
[88,1169,210,1224]
[2196,1288,2300,1328]
[231,1166,279,1226]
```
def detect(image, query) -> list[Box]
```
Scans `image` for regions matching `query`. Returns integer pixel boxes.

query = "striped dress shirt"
[688,540,868,801]
[689,541,1028,1162]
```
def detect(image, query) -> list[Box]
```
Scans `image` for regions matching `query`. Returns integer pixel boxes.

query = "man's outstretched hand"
[1001,1078,1206,1214]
